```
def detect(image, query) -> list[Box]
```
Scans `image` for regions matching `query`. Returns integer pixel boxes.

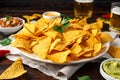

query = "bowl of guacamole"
[100,58,120,80]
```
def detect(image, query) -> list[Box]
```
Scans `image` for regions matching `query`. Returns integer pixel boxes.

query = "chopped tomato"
[0,16,22,27]
[0,19,3,25]
[0,50,10,58]
[102,14,110,19]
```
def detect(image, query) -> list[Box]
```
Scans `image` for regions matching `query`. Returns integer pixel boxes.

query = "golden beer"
[74,0,94,19]
[110,7,120,30]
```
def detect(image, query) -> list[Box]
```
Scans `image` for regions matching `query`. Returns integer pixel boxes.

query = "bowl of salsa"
[0,16,25,35]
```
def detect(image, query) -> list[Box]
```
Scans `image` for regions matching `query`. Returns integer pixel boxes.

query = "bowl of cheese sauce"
[43,11,61,19]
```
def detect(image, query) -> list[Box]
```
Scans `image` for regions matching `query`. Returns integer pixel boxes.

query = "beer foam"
[111,7,120,15]
[75,0,94,3]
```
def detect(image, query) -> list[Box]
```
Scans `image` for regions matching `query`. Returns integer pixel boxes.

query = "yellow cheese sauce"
[45,13,59,17]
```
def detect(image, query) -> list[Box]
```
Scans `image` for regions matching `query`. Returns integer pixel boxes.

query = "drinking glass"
[109,2,120,32]
[74,0,94,19]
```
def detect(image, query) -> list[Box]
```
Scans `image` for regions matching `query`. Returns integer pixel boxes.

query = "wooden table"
[0,57,107,80]
[0,1,111,79]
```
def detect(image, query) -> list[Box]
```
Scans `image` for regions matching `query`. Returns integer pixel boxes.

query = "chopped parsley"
[5,15,11,20]
[77,75,91,80]
[54,13,71,33]
[0,38,11,46]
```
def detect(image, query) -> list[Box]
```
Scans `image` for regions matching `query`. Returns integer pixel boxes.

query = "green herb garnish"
[54,14,71,33]
[0,38,11,46]
[5,15,11,20]
[61,16,71,25]
[54,25,64,33]
[77,76,91,80]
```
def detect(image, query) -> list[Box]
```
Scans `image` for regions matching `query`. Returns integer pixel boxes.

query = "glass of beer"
[74,0,94,19]
[110,2,120,31]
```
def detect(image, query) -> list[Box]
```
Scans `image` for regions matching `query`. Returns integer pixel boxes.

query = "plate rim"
[15,41,110,65]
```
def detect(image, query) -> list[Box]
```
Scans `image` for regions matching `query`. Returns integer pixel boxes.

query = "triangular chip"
[63,30,81,43]
[32,37,52,59]
[34,18,50,35]
[0,58,27,79]
[10,37,33,53]
[47,50,71,63]
[108,46,120,58]
[93,42,102,56]
[43,30,59,40]
[99,32,113,43]
[70,43,82,57]
[53,41,68,51]
[49,38,61,53]
[90,20,103,30]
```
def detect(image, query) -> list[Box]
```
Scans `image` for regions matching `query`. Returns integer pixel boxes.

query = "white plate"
[14,41,110,65]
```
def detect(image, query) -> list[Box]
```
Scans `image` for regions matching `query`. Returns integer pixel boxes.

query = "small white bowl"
[0,17,25,35]
[100,58,120,80]
[42,11,61,19]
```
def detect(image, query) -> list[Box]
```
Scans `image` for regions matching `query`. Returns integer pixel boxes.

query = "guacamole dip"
[102,60,120,79]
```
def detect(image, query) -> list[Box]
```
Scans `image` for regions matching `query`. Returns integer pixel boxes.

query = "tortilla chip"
[32,37,52,59]
[23,13,42,23]
[47,50,71,63]
[82,51,93,57]
[99,32,113,43]
[34,18,50,35]
[108,46,120,58]
[0,58,27,79]
[96,17,109,24]
[91,20,103,30]
[84,36,95,48]
[32,13,42,18]
[63,30,81,43]
[53,41,68,51]
[70,43,82,57]
[84,21,103,31]
[93,42,102,56]
[91,29,98,36]
[70,19,83,29]
[99,46,107,53]
[46,18,61,30]
[76,36,83,44]
[49,38,61,53]
[16,24,38,39]
[43,30,59,40]
[11,37,32,53]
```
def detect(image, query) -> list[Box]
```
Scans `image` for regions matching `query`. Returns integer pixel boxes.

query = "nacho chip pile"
[10,17,113,63]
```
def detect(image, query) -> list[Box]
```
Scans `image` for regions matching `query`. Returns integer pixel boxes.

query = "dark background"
[0,0,119,10]
[0,0,119,17]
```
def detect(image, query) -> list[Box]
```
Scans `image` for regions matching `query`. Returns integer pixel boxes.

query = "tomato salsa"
[0,16,22,28]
